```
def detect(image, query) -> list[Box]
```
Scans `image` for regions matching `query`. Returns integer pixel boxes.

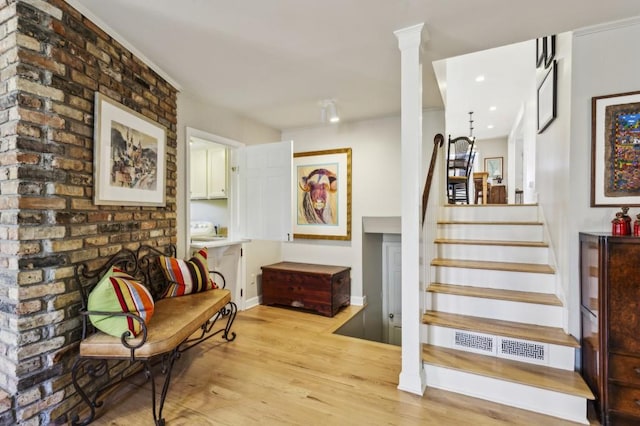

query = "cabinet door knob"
[635,367,640,375]
[389,313,394,319]
[635,399,640,407]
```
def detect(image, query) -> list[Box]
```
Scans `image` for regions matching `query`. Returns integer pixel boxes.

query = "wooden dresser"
[261,262,350,317]
[488,184,506,204]
[580,233,640,425]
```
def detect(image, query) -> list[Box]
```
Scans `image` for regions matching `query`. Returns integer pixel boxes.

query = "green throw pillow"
[87,267,155,338]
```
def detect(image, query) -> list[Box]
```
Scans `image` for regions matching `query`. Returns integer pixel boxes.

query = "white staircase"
[422,204,593,424]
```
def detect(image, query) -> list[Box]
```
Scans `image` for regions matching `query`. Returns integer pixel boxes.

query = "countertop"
[190,238,250,248]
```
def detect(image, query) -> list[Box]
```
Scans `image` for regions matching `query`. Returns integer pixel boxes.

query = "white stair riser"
[428,293,562,328]
[424,364,588,424]
[426,325,575,370]
[437,224,543,241]
[436,243,549,264]
[431,266,555,293]
[441,205,539,222]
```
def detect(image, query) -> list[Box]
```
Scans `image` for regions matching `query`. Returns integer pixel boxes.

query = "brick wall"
[0,1,178,424]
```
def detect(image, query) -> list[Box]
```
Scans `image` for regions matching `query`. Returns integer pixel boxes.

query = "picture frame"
[537,60,557,134]
[484,157,503,181]
[293,148,351,240]
[93,92,167,206]
[536,37,546,68]
[591,90,640,207]
[544,35,556,68]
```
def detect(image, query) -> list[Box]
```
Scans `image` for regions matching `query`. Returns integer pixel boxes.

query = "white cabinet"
[206,146,226,198]
[190,148,208,199]
[190,146,227,199]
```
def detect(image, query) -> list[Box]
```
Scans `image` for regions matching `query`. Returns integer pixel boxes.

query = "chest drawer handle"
[636,399,640,407]
[635,367,640,375]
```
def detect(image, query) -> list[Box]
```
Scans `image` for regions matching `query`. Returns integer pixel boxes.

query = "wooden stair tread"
[434,238,548,248]
[431,258,555,274]
[422,311,579,348]
[427,283,562,306]
[422,344,594,399]
[437,221,542,226]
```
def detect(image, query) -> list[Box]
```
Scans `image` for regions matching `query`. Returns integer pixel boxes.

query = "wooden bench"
[71,245,237,426]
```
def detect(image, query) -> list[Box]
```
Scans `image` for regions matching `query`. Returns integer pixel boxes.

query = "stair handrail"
[422,133,445,225]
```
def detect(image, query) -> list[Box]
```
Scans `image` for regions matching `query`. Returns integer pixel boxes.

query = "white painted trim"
[244,296,261,310]
[437,223,544,241]
[436,243,549,264]
[395,22,426,396]
[537,205,570,334]
[574,15,640,37]
[432,267,556,293]
[64,0,182,91]
[438,204,540,222]
[430,293,563,327]
[425,364,588,424]
[350,296,366,306]
[182,127,244,256]
[187,127,244,148]
[362,216,401,234]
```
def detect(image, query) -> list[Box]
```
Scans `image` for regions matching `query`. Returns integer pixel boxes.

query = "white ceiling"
[67,0,640,133]
[438,40,536,139]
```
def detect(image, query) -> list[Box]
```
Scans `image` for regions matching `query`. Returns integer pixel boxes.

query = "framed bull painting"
[293,148,351,240]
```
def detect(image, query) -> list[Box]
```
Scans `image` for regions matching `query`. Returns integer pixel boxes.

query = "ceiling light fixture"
[320,99,340,124]
[489,106,497,111]
[487,124,494,129]
[475,75,485,82]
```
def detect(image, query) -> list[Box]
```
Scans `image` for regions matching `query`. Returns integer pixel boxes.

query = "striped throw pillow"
[158,248,218,298]
[88,267,155,338]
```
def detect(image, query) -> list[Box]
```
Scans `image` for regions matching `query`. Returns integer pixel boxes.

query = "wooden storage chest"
[261,262,350,317]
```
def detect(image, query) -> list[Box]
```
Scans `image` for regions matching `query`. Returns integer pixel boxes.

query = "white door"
[237,141,293,241]
[382,241,402,345]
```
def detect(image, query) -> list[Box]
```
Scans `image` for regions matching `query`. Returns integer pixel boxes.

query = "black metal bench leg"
[144,348,180,426]
[71,358,108,426]
[222,301,238,342]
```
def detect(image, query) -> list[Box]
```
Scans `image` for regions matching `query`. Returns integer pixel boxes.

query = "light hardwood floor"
[87,305,592,425]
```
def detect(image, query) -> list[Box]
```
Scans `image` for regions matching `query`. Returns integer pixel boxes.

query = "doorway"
[382,239,402,346]
[184,127,244,308]
[359,217,402,345]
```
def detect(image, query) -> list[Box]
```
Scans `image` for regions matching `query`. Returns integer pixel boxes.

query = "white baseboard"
[351,295,366,306]
[244,296,261,310]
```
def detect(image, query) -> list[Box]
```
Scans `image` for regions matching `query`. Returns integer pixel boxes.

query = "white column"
[394,23,427,395]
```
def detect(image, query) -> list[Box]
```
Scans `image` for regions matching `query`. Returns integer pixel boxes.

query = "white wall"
[282,116,402,302]
[177,91,283,303]
[191,199,228,228]
[535,23,640,337]
[522,97,538,204]
[281,110,444,303]
[534,31,573,332]
[422,108,446,274]
[477,136,508,184]
[177,92,282,146]
[566,18,640,335]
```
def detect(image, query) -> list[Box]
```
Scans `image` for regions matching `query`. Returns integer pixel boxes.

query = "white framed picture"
[93,93,166,206]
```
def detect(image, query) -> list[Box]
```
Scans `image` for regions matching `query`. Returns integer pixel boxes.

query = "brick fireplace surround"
[0,1,178,423]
